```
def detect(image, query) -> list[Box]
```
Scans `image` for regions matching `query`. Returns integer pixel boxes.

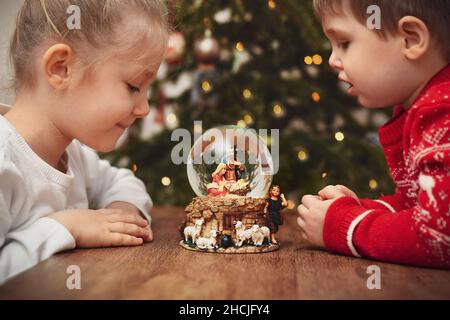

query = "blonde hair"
[313,0,450,61]
[10,0,170,92]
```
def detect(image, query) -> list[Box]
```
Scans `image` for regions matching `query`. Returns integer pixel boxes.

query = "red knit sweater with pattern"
[323,64,450,269]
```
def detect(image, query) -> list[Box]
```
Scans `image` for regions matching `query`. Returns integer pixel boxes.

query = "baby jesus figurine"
[225,160,244,182]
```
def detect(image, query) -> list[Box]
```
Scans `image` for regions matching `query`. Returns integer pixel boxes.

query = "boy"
[297,0,450,268]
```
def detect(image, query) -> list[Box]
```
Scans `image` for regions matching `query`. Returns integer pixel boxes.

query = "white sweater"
[0,115,153,284]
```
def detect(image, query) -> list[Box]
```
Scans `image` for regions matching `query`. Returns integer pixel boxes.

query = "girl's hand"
[48,209,150,248]
[318,185,360,204]
[297,195,336,248]
[280,193,288,207]
[107,201,153,242]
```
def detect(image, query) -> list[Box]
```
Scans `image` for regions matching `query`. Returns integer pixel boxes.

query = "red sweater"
[323,64,450,269]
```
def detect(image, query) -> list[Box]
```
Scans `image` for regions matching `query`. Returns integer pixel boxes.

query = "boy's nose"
[328,51,343,71]
[133,98,150,118]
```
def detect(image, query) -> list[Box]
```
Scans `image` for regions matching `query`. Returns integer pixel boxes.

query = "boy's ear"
[398,16,430,60]
[42,44,74,90]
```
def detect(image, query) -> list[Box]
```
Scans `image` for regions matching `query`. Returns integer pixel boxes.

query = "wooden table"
[1,206,450,300]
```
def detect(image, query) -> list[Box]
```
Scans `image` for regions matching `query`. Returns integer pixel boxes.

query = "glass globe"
[187,125,274,198]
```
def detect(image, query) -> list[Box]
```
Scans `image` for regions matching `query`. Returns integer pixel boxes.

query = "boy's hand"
[48,208,150,248]
[297,195,337,248]
[106,201,153,242]
[318,185,360,204]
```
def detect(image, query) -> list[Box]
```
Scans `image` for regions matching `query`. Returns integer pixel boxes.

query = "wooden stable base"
[179,240,280,254]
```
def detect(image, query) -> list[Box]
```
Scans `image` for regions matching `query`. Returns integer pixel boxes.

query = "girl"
[264,185,288,244]
[0,0,169,284]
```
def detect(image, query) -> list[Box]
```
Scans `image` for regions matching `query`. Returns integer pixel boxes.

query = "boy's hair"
[10,0,170,92]
[313,0,450,61]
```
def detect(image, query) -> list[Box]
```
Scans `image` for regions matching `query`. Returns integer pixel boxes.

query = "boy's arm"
[324,105,450,268]
[359,193,407,213]
[75,142,153,224]
[323,197,449,268]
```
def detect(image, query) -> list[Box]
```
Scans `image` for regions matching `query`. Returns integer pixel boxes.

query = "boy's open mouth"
[339,78,356,96]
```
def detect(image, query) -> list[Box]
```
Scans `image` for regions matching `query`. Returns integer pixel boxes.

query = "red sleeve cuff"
[323,196,370,257]
[360,199,394,211]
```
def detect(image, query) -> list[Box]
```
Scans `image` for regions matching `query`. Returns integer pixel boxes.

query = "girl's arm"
[0,171,75,284]
[280,194,288,207]
[73,141,153,224]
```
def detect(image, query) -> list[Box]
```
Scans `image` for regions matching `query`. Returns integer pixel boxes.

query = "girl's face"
[56,53,161,152]
[271,187,280,197]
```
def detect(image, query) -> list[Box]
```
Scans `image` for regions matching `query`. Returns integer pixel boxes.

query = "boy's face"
[322,9,418,108]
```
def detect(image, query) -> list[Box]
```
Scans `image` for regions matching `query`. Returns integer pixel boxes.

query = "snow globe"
[179,125,281,253]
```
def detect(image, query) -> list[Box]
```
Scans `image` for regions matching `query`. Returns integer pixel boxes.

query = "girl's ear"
[42,44,74,90]
[398,16,430,60]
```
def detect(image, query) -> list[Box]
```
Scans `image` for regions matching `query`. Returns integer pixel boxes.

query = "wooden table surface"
[1,206,450,300]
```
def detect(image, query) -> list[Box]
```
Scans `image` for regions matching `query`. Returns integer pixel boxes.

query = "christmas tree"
[105,0,394,207]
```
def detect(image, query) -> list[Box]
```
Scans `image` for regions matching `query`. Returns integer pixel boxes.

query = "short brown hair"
[313,0,450,60]
[10,0,170,92]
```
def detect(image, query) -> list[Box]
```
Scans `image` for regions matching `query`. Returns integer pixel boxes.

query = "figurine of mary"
[207,163,228,196]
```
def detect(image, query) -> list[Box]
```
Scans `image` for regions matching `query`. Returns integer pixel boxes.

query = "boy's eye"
[338,41,350,50]
[127,83,141,93]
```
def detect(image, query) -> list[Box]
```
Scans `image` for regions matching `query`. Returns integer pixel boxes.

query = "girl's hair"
[10,0,171,92]
[313,0,450,61]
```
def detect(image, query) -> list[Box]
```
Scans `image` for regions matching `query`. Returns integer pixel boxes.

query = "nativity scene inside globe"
[180,126,287,254]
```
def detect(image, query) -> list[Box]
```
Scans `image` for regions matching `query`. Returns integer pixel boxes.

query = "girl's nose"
[133,98,150,118]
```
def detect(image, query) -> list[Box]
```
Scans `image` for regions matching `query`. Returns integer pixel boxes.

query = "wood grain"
[0,206,449,300]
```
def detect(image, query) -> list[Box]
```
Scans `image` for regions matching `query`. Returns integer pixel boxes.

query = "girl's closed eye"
[127,83,141,93]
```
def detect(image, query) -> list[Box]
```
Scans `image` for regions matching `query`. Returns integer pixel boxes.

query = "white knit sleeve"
[75,141,153,224]
[0,218,75,285]
[0,167,75,285]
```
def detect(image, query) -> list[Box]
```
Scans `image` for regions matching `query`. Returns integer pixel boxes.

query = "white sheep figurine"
[234,221,254,247]
[196,229,218,250]
[251,225,271,246]
[183,219,204,243]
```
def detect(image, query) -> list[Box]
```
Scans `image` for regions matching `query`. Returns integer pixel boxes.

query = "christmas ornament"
[190,33,221,109]
[194,34,220,64]
[166,31,186,65]
[214,8,232,24]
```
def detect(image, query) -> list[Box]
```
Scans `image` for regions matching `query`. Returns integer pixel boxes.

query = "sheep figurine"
[251,225,271,246]
[183,219,204,243]
[196,229,218,250]
[234,221,254,247]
